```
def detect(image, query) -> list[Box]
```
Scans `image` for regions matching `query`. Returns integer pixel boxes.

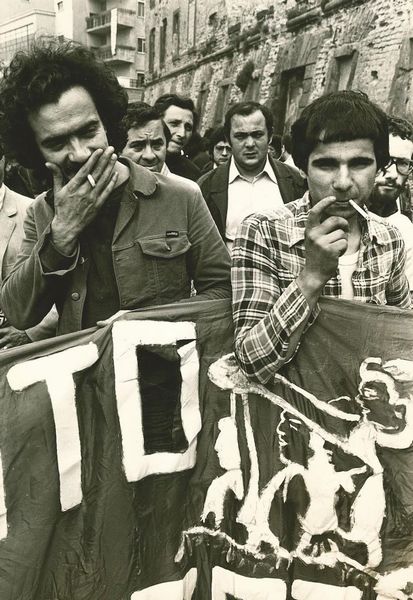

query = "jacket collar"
[118,156,157,197]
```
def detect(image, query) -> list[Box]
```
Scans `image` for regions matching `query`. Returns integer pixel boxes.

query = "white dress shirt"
[226,157,284,251]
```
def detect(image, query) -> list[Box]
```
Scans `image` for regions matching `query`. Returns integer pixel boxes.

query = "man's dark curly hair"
[387,115,413,143]
[0,40,128,174]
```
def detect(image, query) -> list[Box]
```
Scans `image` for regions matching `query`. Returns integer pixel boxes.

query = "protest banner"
[0,298,412,599]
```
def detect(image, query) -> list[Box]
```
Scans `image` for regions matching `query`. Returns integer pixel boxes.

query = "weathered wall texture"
[144,0,412,134]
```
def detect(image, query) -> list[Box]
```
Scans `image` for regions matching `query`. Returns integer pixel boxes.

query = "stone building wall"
[145,0,412,133]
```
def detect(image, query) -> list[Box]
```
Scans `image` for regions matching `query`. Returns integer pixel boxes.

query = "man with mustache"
[232,91,411,384]
[369,115,413,291]
[0,42,231,335]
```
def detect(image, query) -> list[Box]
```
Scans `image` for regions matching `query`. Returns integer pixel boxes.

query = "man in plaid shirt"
[232,91,411,384]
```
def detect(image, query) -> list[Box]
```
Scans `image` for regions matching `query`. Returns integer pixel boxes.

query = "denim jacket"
[1,160,231,335]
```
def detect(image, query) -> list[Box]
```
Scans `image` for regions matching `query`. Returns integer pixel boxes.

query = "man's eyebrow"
[41,119,100,146]
[233,129,265,135]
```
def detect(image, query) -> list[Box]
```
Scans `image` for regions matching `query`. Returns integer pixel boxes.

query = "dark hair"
[122,104,171,144]
[224,101,273,139]
[207,127,229,155]
[0,40,128,174]
[387,115,413,142]
[153,93,199,131]
[291,91,389,172]
[269,133,282,157]
[281,132,292,154]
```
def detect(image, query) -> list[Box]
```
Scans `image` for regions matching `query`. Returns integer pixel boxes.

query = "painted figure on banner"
[177,353,413,600]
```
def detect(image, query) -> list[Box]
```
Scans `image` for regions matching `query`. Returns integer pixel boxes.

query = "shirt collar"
[161,163,170,176]
[228,156,277,184]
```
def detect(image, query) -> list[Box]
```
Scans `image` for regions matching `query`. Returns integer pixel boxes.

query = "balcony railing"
[117,76,144,89]
[0,34,36,61]
[86,8,135,32]
[93,45,136,63]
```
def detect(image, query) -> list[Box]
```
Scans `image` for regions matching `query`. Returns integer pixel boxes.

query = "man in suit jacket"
[198,102,306,250]
[0,152,57,348]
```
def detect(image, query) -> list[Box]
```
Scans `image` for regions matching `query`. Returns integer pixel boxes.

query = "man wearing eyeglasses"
[369,115,413,291]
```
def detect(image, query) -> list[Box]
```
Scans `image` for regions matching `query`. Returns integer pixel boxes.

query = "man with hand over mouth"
[0,42,231,336]
[232,91,411,385]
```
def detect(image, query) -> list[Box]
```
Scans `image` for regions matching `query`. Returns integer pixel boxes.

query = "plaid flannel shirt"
[232,192,411,384]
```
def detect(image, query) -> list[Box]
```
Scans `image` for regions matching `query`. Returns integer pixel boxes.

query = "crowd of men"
[0,39,411,385]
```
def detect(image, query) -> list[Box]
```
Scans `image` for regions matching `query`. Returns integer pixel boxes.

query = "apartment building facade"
[0,0,146,101]
[0,0,55,66]
[83,0,146,100]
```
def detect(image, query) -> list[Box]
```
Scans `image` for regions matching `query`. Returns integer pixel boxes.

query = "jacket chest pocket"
[114,233,192,307]
[139,233,192,301]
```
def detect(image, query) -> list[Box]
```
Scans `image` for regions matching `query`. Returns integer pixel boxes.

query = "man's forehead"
[309,138,376,159]
[230,110,266,132]
[163,105,193,123]
[28,86,100,139]
[128,120,165,140]
[388,134,413,159]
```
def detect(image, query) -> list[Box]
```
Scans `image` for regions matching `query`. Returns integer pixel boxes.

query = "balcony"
[93,45,136,64]
[86,8,135,34]
[118,76,144,89]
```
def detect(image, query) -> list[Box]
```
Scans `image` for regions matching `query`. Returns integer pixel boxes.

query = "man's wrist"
[296,268,325,307]
[51,219,78,255]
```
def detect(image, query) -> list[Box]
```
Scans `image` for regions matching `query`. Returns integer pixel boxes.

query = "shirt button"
[71,292,80,301]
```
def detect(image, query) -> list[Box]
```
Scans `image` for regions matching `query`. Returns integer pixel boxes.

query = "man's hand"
[297,196,349,303]
[48,147,119,255]
[0,326,31,349]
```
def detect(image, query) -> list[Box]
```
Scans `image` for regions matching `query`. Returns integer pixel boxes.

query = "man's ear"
[299,168,307,179]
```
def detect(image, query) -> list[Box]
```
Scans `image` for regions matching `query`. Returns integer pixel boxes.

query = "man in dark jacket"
[198,102,306,249]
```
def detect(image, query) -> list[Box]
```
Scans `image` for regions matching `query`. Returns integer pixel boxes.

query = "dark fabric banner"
[0,298,412,600]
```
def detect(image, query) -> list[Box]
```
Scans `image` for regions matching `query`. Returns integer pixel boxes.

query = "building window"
[137,37,146,53]
[336,55,353,90]
[279,67,305,134]
[187,0,196,48]
[136,72,145,87]
[196,81,208,124]
[148,28,155,72]
[325,50,358,93]
[137,1,145,17]
[160,18,167,68]
[208,12,218,31]
[57,1,63,10]
[172,10,180,56]
[214,84,230,126]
